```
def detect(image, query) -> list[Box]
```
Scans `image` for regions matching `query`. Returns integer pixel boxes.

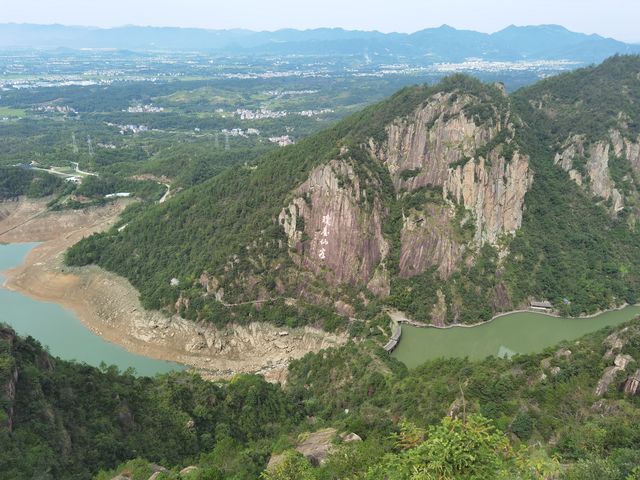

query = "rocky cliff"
[554,133,627,212]
[398,204,461,279]
[279,158,388,288]
[445,151,532,245]
[370,91,499,191]
[371,88,532,261]
[277,84,533,316]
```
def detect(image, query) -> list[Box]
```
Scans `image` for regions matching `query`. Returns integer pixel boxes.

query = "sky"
[2,0,639,43]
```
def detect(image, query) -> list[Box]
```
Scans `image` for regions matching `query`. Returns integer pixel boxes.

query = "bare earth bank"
[0,199,347,382]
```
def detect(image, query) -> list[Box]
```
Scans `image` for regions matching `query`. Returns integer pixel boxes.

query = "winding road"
[158,183,171,203]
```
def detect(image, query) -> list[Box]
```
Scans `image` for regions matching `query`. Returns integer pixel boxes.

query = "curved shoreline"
[0,199,347,381]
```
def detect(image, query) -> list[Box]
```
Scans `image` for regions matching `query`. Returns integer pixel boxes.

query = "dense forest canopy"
[4,317,640,479]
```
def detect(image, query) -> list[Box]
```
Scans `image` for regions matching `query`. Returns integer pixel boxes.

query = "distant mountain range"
[0,23,638,63]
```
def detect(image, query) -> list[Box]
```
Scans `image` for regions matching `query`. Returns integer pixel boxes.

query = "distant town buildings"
[34,105,77,114]
[235,107,333,120]
[268,135,294,147]
[125,104,164,113]
[105,122,149,134]
[235,108,287,120]
[263,89,319,97]
[298,108,334,117]
[221,128,260,138]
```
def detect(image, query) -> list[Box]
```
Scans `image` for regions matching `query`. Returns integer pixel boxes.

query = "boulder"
[341,432,362,443]
[595,354,634,397]
[296,428,337,466]
[624,369,640,395]
[266,454,286,471]
[179,466,199,475]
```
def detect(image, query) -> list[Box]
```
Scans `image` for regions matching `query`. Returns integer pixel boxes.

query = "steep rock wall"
[444,152,533,245]
[371,92,500,192]
[554,133,630,212]
[398,204,462,279]
[368,92,532,282]
[279,159,388,288]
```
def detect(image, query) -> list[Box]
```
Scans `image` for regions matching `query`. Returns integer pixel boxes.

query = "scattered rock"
[296,428,338,466]
[624,369,640,395]
[334,300,355,317]
[266,454,286,471]
[448,397,466,419]
[603,329,629,359]
[341,432,362,443]
[595,354,634,397]
[615,354,633,369]
[147,465,168,480]
[179,466,199,475]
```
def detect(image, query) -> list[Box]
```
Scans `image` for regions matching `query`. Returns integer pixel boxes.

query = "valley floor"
[0,198,346,381]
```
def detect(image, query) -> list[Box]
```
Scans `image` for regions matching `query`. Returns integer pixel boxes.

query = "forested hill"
[5,317,640,478]
[67,55,640,332]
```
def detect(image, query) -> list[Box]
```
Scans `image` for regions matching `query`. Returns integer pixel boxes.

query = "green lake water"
[0,242,184,376]
[393,306,640,368]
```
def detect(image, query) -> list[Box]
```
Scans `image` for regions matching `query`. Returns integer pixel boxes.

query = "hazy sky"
[3,0,639,42]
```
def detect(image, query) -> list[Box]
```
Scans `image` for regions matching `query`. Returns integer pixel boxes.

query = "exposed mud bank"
[0,199,347,382]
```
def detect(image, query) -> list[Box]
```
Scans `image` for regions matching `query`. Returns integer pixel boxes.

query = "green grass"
[0,107,26,117]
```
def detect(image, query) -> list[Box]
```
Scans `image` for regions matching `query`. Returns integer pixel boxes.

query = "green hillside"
[5,318,640,478]
[66,56,640,330]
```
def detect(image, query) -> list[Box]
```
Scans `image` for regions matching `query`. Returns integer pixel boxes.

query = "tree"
[260,451,316,480]
[366,415,536,480]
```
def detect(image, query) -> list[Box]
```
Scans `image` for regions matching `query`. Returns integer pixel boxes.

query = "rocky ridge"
[279,158,388,289]
[279,88,533,298]
[553,132,636,213]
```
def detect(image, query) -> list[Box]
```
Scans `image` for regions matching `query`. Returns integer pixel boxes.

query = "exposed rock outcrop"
[371,92,499,192]
[295,428,338,466]
[603,328,629,359]
[399,205,462,278]
[595,353,634,397]
[279,159,388,288]
[341,432,362,443]
[266,429,358,473]
[623,369,640,395]
[445,152,533,245]
[179,466,199,475]
[554,133,631,213]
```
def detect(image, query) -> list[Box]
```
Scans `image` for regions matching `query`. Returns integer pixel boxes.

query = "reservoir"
[393,306,640,368]
[0,242,184,376]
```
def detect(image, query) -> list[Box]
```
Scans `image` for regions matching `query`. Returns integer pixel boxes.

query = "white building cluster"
[126,104,164,113]
[235,108,287,120]
[268,135,294,147]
